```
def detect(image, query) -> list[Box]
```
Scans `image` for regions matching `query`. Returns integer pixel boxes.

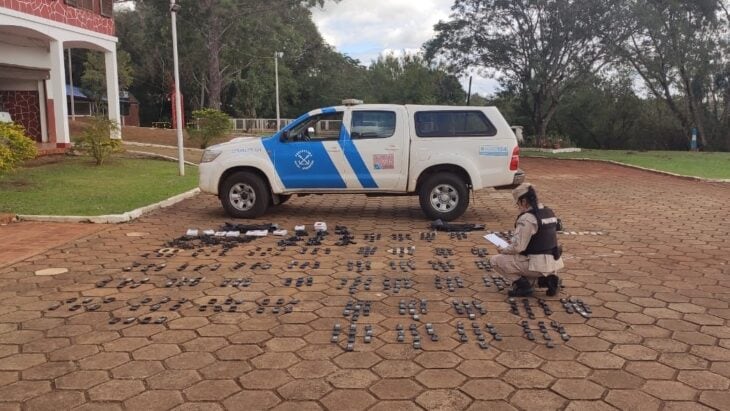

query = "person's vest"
[515,206,558,256]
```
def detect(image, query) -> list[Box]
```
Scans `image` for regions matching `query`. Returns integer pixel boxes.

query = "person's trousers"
[490,254,547,283]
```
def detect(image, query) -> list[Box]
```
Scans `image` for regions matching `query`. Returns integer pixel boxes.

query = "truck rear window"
[414,111,497,138]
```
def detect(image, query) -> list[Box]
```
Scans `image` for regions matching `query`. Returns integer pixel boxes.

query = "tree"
[426,0,626,146]
[616,0,725,149]
[80,50,134,109]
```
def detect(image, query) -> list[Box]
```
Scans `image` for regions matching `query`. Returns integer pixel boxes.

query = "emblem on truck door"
[295,150,314,170]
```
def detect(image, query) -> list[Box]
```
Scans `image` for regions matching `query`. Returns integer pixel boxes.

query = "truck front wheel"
[418,172,469,221]
[220,171,270,219]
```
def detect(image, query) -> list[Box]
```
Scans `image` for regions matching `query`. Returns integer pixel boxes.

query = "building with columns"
[0,0,119,148]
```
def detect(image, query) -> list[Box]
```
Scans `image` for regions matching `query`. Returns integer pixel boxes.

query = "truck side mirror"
[280,130,289,142]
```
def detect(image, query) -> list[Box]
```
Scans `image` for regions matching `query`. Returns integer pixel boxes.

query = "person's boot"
[508,277,534,297]
[546,274,560,297]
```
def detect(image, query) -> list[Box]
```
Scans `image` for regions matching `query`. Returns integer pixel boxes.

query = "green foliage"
[426,0,626,143]
[80,50,135,107]
[74,116,122,166]
[0,122,37,172]
[188,108,231,148]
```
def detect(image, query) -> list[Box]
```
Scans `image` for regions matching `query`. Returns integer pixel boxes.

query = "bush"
[188,108,230,149]
[73,116,121,166]
[0,122,37,172]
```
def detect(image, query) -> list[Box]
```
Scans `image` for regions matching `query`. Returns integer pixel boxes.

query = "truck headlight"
[200,150,221,163]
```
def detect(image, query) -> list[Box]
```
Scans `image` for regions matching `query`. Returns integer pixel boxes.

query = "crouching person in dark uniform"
[490,183,564,297]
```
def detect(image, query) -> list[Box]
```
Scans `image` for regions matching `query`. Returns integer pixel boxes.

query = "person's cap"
[512,183,534,202]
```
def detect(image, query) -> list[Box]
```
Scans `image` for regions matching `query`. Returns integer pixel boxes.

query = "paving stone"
[453,358,507,378]
[507,389,566,411]
[0,381,51,401]
[21,361,76,380]
[564,400,619,411]
[270,402,324,411]
[111,361,165,379]
[699,390,730,411]
[147,370,201,390]
[495,352,543,369]
[589,370,644,389]
[55,370,109,390]
[415,389,472,411]
[250,352,299,369]
[552,379,606,400]
[277,379,332,400]
[321,389,376,411]
[368,401,422,411]
[165,352,216,370]
[199,360,252,379]
[461,379,514,400]
[88,379,145,401]
[415,369,467,389]
[333,352,381,369]
[326,369,379,389]
[642,380,698,401]
[0,354,46,371]
[289,360,339,379]
[605,389,662,410]
[223,390,281,411]
[239,369,292,389]
[24,390,84,411]
[184,380,240,401]
[502,369,555,388]
[372,360,423,378]
[370,379,424,400]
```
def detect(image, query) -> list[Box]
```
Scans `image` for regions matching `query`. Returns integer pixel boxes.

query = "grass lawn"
[0,156,198,215]
[522,149,730,180]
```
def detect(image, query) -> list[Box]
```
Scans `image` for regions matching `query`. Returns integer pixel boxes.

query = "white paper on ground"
[484,233,510,249]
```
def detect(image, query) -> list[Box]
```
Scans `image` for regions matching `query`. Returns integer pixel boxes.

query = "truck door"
[340,106,408,191]
[266,110,348,189]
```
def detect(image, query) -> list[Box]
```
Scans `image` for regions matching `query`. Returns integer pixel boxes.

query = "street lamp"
[170,0,185,176]
[275,51,283,131]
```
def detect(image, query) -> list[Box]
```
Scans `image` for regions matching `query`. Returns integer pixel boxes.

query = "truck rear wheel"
[419,172,469,221]
[220,171,270,219]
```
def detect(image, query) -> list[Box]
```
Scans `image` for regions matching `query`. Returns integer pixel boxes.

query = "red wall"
[0,90,42,141]
[0,0,114,36]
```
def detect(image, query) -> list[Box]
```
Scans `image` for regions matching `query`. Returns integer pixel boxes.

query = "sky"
[310,0,500,97]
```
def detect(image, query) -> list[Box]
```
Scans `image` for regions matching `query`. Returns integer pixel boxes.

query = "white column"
[105,48,121,139]
[48,40,69,145]
[37,80,48,143]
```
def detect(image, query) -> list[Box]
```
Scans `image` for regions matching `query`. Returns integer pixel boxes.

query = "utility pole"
[275,51,283,130]
[170,0,185,176]
[466,76,472,106]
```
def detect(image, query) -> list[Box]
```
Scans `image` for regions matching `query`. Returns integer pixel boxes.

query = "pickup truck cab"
[199,103,524,221]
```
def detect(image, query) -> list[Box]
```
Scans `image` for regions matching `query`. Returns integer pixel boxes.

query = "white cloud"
[311,0,500,96]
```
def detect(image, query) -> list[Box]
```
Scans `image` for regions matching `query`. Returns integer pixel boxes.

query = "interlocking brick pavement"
[0,157,728,410]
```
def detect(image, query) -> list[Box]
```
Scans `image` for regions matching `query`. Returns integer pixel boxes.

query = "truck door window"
[285,112,343,142]
[414,111,497,137]
[351,111,396,139]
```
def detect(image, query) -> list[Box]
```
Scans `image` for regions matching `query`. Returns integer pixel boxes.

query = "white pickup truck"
[199,103,524,221]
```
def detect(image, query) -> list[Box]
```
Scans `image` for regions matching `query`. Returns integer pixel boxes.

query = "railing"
[230,119,294,133]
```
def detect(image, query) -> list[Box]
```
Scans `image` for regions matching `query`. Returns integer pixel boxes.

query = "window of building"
[414,110,497,138]
[351,111,396,139]
[65,0,95,13]
[100,0,113,17]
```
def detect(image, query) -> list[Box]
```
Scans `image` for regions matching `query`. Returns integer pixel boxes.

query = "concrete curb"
[123,141,205,152]
[524,156,730,183]
[125,150,199,167]
[17,188,201,224]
